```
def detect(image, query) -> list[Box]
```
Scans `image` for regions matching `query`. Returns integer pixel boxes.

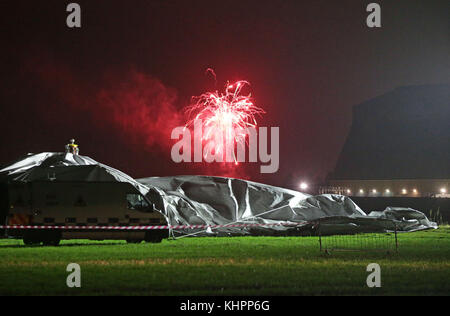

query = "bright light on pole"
[299,182,308,190]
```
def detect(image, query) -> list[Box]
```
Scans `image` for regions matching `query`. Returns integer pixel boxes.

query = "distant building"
[324,85,450,198]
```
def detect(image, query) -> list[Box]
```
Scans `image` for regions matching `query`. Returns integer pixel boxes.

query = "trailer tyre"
[126,239,143,244]
[23,231,42,246]
[43,239,61,246]
[23,235,38,246]
[42,231,61,246]
[144,231,166,243]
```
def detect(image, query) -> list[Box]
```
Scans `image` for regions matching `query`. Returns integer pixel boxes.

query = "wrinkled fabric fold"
[138,175,438,236]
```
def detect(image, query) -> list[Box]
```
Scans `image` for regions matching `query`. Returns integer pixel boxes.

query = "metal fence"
[318,225,398,254]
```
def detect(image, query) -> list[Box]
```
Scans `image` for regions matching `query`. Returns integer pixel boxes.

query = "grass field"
[0,227,449,295]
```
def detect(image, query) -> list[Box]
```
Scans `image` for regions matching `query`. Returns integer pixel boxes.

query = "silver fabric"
[1,153,437,236]
[0,152,150,195]
[138,176,438,236]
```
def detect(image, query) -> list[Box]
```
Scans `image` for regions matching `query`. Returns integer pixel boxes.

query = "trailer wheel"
[126,239,143,244]
[43,239,61,246]
[23,235,39,246]
[22,231,41,246]
[144,231,166,243]
[42,231,61,246]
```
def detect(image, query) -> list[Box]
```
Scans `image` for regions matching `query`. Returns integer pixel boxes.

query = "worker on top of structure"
[65,139,79,155]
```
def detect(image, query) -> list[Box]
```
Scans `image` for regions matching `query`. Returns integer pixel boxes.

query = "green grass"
[0,227,449,295]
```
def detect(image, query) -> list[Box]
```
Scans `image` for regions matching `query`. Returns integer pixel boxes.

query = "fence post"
[318,222,322,252]
[394,224,398,253]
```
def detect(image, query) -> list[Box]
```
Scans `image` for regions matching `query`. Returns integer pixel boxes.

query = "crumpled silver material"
[368,207,438,232]
[138,175,438,237]
[0,153,437,236]
[0,152,150,195]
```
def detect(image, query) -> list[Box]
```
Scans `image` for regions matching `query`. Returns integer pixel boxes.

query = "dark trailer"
[0,152,168,245]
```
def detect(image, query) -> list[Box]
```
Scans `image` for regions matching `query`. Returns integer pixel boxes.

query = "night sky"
[0,0,449,189]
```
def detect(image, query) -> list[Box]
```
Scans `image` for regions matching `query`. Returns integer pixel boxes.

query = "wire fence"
[318,225,398,254]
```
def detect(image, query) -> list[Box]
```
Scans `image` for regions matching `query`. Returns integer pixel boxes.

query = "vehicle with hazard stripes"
[0,150,169,246]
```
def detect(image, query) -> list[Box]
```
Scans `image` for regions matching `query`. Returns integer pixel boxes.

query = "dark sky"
[0,0,449,189]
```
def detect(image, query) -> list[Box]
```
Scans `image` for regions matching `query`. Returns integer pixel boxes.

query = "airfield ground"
[0,226,448,295]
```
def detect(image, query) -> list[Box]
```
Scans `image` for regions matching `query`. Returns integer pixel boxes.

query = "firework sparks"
[184,78,265,163]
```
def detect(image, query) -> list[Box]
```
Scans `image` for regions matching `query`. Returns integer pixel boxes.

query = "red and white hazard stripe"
[0,222,305,230]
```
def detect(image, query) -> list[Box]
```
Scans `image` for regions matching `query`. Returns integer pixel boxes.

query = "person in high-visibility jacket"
[65,139,79,155]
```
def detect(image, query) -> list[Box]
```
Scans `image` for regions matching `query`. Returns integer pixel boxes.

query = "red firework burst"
[185,78,265,163]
